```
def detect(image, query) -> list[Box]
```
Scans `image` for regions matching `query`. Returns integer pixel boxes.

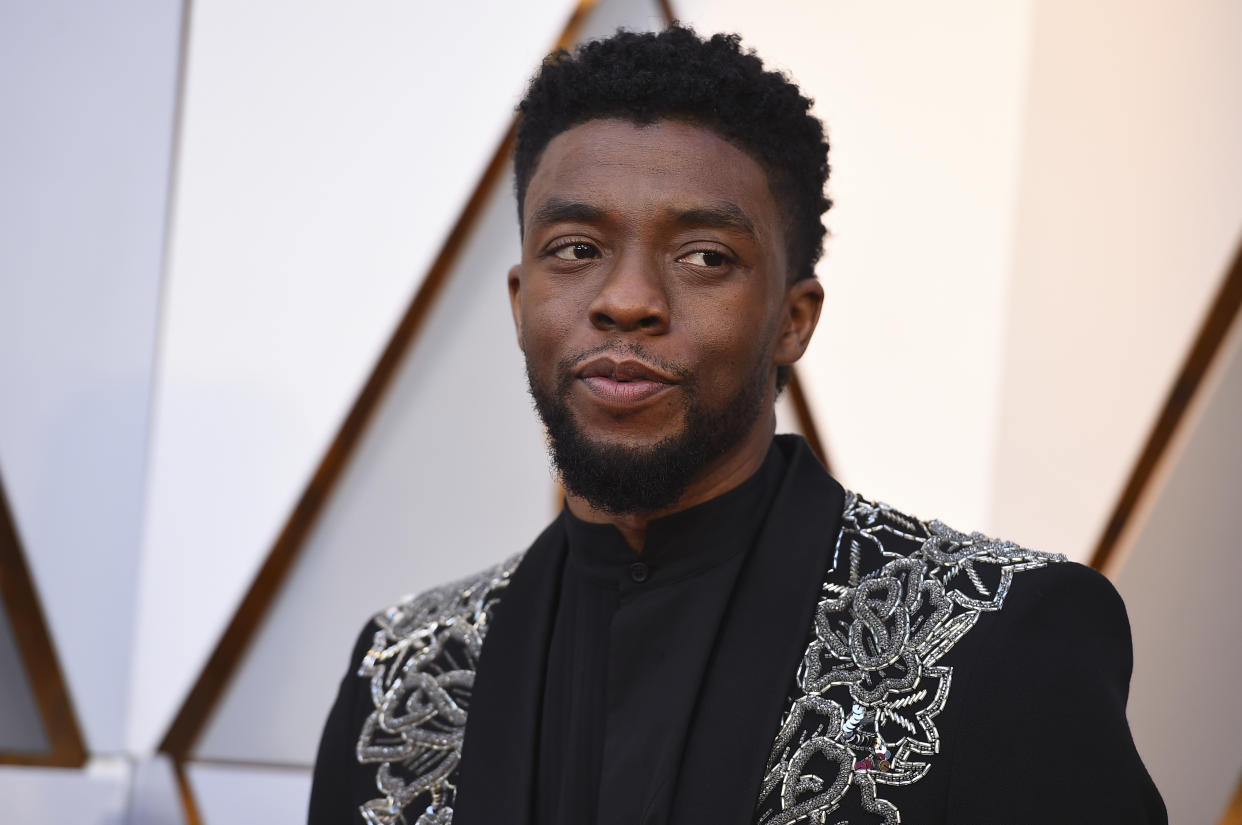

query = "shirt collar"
[561,440,788,588]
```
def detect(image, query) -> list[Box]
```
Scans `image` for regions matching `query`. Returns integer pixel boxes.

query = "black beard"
[526,346,769,516]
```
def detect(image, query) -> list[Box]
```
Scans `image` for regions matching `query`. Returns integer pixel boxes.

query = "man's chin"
[529,366,748,515]
[571,426,685,455]
[545,423,704,516]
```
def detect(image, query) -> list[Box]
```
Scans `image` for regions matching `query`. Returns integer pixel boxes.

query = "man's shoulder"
[832,489,1084,611]
[838,490,1117,624]
[757,492,1110,822]
[837,489,1065,573]
[369,551,526,645]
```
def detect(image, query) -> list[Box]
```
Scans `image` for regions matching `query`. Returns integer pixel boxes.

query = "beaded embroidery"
[355,553,522,825]
[754,492,1063,824]
[353,494,1062,824]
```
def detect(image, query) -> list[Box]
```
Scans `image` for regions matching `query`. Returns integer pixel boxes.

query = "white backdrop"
[2,0,1239,822]
[0,0,182,755]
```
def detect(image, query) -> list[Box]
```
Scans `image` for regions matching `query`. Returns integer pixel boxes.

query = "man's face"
[509,118,819,514]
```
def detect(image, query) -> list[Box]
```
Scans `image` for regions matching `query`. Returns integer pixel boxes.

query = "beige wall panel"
[990,0,1242,559]
[1115,312,1242,824]
[188,762,311,825]
[193,159,548,765]
[0,601,48,753]
[131,0,578,753]
[0,0,183,751]
[677,0,1034,531]
[0,760,132,825]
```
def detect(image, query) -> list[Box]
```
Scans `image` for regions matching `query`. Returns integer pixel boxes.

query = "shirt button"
[629,562,650,583]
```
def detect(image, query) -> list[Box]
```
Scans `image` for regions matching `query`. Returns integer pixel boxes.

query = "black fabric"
[668,435,844,825]
[306,434,1166,824]
[534,548,614,825]
[941,563,1167,823]
[793,561,1168,824]
[536,440,789,825]
[451,516,568,825]
[307,620,382,825]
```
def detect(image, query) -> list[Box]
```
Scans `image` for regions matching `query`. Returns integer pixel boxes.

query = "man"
[310,26,1165,824]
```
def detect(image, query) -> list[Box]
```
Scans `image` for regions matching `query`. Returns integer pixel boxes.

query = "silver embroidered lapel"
[355,553,522,825]
[755,492,1064,825]
[350,494,1062,825]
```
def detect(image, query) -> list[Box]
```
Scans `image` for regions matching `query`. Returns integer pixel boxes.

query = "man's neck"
[564,423,776,551]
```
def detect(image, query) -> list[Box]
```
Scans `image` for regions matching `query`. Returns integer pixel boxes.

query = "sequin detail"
[355,554,522,825]
[352,494,1062,824]
[754,493,1064,824]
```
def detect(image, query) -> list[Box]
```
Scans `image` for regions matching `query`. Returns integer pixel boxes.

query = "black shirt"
[536,444,787,825]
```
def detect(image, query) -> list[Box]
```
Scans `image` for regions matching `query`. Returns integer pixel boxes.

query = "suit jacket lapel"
[452,513,567,825]
[668,436,845,825]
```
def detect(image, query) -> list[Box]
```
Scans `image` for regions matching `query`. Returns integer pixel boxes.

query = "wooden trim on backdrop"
[559,0,601,49]
[159,128,517,759]
[787,367,831,474]
[158,0,602,761]
[173,759,206,825]
[1090,234,1242,573]
[0,475,87,767]
[1221,769,1242,825]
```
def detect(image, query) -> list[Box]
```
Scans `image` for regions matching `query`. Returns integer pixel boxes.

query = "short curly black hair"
[514,24,831,282]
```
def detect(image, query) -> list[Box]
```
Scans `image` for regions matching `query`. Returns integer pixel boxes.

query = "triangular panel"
[988,0,1242,560]
[0,0,183,753]
[1116,307,1242,824]
[188,0,670,767]
[0,477,85,766]
[132,0,583,753]
[676,0,1034,530]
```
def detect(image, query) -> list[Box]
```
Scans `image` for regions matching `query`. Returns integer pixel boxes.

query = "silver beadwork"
[352,495,1063,825]
[356,554,522,825]
[755,494,1063,824]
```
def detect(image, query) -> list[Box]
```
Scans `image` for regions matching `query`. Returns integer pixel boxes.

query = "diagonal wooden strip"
[158,0,601,760]
[1091,233,1242,573]
[1221,769,1242,825]
[0,474,87,767]
[174,759,206,825]
[787,367,832,474]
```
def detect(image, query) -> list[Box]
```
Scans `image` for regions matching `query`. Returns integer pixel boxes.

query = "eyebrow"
[669,203,758,240]
[527,198,607,231]
[525,198,759,240]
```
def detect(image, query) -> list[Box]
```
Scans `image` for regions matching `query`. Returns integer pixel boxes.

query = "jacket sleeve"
[944,562,1167,823]
[307,620,381,825]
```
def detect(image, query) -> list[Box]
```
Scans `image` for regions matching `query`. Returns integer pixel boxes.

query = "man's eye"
[552,243,600,261]
[681,250,729,267]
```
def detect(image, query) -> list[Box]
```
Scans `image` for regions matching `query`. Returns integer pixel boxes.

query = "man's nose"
[587,253,670,334]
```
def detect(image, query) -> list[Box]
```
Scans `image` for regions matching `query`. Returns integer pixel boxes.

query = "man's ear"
[508,263,525,350]
[773,277,824,367]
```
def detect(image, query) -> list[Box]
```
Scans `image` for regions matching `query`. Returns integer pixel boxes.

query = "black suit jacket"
[309,437,1165,824]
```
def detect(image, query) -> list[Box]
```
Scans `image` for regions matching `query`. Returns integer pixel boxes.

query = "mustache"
[557,342,690,380]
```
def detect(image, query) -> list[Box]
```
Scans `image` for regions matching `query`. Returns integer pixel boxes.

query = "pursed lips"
[576,356,678,406]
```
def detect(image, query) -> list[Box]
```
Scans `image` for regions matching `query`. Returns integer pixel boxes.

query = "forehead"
[523,118,783,239]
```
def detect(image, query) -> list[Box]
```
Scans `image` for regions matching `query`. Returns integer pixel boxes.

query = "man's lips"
[575,357,678,407]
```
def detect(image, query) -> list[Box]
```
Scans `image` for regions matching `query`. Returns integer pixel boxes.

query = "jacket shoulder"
[371,552,525,644]
[758,492,1070,824]
[835,490,1066,586]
